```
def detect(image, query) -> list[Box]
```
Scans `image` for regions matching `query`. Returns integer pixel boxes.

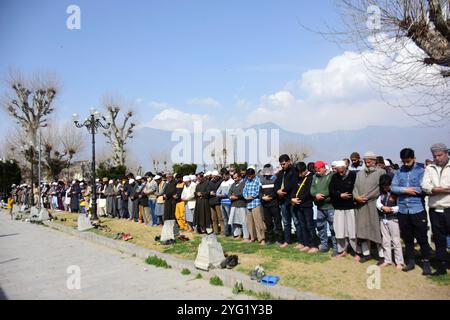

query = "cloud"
[144,108,209,131]
[299,51,373,102]
[246,49,421,134]
[186,97,220,108]
[149,101,172,109]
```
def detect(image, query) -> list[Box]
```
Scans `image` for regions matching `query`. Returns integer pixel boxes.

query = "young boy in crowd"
[376,174,405,269]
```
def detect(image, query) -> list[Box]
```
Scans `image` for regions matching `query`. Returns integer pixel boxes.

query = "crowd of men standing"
[8,143,450,276]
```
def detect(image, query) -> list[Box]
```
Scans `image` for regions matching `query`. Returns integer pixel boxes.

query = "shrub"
[209,276,223,286]
[145,255,171,269]
[181,268,191,275]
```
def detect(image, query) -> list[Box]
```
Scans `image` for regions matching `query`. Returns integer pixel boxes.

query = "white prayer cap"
[205,171,212,176]
[129,178,135,184]
[109,179,114,184]
[80,182,84,186]
[211,170,219,176]
[334,160,346,168]
[95,178,100,182]
[72,180,76,184]
[136,176,142,180]
[363,151,377,159]
[248,165,256,171]
[154,175,161,180]
[183,175,191,182]
[331,161,339,167]
[52,182,58,186]
[384,160,391,167]
[11,184,16,187]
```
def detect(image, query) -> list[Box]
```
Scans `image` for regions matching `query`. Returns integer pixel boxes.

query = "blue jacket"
[391,163,425,214]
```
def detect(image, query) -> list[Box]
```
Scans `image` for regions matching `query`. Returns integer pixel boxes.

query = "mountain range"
[89,122,449,170]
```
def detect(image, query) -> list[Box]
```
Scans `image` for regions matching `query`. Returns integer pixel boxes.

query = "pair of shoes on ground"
[220,255,239,269]
[260,275,280,286]
[114,232,132,241]
[250,265,265,281]
[177,234,190,242]
[160,239,176,245]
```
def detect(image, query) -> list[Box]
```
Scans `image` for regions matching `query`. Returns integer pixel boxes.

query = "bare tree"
[280,141,313,164]
[2,70,59,148]
[102,95,135,167]
[308,0,450,125]
[2,70,59,187]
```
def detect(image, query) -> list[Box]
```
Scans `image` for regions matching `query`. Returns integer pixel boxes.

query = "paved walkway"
[0,211,251,300]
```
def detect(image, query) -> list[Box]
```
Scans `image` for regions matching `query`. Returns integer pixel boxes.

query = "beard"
[403,164,414,171]
[435,158,449,167]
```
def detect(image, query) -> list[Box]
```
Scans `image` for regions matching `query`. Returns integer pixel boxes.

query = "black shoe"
[431,262,447,276]
[377,258,385,266]
[402,259,415,272]
[220,257,229,269]
[359,255,372,263]
[422,260,432,276]
[226,255,239,269]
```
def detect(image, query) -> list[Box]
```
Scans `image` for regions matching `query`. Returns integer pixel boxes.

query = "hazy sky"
[0,0,445,137]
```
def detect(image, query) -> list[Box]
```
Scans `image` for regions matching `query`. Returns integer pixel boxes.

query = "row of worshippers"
[8,144,449,276]
[86,144,448,276]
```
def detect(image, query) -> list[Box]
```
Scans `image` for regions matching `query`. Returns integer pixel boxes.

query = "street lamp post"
[73,108,110,220]
[22,143,35,207]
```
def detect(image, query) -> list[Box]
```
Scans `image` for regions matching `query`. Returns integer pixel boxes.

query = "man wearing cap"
[97,178,108,217]
[137,176,151,225]
[145,173,158,226]
[70,180,81,213]
[181,175,196,231]
[311,160,337,255]
[127,177,139,222]
[329,160,357,257]
[353,151,385,263]
[422,143,450,275]
[208,170,225,235]
[392,148,432,274]
[383,160,395,178]
[105,179,117,218]
[260,164,283,244]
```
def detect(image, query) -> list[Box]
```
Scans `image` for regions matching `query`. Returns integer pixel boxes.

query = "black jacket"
[207,178,223,206]
[274,165,299,203]
[329,170,357,210]
[260,175,278,207]
[290,172,314,208]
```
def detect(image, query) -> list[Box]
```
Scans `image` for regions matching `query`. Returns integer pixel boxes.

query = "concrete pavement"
[0,211,252,300]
